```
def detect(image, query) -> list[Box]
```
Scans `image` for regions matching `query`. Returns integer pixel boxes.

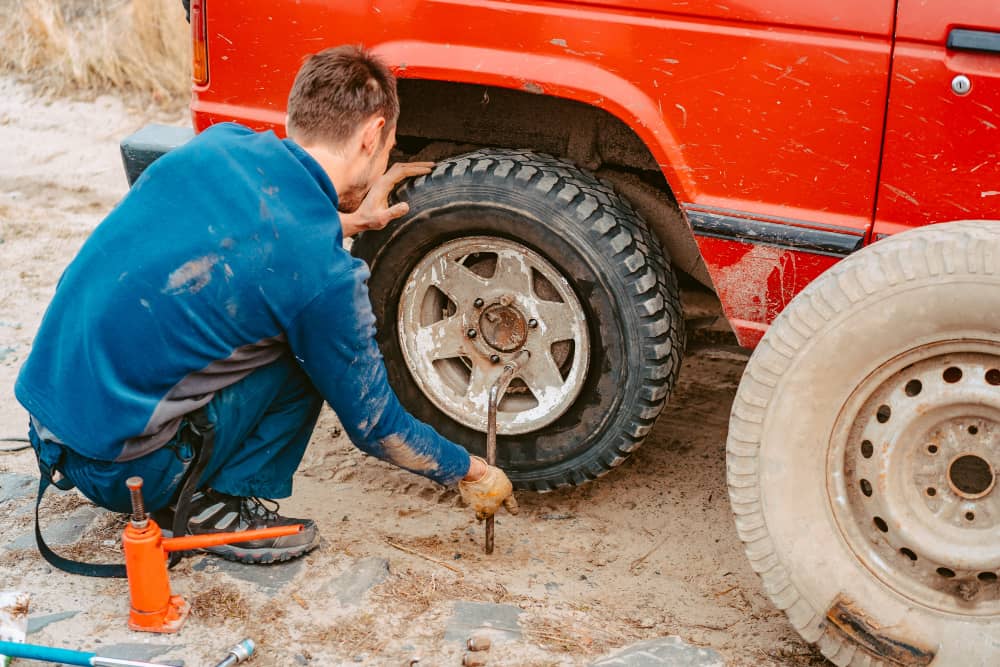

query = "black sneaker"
[155,490,319,564]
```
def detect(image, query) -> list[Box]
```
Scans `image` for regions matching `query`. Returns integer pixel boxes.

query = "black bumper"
[120,124,195,186]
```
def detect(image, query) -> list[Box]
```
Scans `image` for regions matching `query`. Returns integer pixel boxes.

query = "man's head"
[286,46,400,212]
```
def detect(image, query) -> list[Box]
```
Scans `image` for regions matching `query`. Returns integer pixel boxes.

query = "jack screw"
[126,476,148,528]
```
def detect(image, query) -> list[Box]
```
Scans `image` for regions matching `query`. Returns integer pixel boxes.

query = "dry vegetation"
[0,0,189,104]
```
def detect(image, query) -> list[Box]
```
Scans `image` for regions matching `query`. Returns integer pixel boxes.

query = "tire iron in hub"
[485,351,528,555]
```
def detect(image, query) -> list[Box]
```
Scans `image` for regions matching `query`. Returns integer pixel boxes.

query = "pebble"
[462,652,488,666]
[467,634,491,652]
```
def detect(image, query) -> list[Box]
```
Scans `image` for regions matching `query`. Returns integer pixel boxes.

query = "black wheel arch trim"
[684,205,865,257]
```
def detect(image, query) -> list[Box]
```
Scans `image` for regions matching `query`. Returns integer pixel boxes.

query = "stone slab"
[322,556,389,606]
[191,554,303,593]
[7,505,106,550]
[590,637,726,667]
[444,601,523,644]
[26,610,81,635]
[0,473,35,504]
[100,642,184,665]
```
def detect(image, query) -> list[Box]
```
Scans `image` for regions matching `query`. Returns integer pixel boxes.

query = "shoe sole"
[158,527,320,564]
[204,540,320,564]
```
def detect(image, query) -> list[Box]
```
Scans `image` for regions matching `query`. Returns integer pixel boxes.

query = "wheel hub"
[479,301,528,352]
[833,344,1000,614]
[397,236,589,435]
[948,453,995,500]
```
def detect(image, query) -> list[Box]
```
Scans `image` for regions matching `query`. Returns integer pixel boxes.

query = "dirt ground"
[0,77,825,666]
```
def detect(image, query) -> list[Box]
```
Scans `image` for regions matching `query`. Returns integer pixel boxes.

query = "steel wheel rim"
[830,340,1000,615]
[398,236,589,435]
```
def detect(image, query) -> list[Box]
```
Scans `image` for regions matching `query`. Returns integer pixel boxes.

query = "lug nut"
[528,318,538,328]
[473,298,484,308]
[490,354,500,364]
[467,328,477,339]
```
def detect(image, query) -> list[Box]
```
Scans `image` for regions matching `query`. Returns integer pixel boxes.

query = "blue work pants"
[30,355,323,513]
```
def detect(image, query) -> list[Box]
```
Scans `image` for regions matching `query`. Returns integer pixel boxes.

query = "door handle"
[947,28,1000,55]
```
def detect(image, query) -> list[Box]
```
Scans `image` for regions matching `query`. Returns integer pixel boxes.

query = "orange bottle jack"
[122,476,303,633]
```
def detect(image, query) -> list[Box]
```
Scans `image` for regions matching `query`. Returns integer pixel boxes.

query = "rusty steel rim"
[830,341,1000,615]
[397,236,589,435]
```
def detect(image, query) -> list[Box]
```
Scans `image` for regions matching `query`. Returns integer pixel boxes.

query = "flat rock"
[590,637,725,666]
[444,601,523,644]
[7,505,106,550]
[322,556,389,605]
[191,554,303,593]
[0,473,35,504]
[27,610,81,635]
[100,642,184,665]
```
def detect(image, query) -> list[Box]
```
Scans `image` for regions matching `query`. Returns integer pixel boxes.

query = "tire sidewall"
[748,233,1000,658]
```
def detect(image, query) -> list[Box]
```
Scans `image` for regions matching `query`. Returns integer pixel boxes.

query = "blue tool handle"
[0,639,96,665]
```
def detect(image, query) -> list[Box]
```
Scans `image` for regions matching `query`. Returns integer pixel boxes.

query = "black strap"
[35,473,127,578]
[168,409,215,568]
[33,409,214,578]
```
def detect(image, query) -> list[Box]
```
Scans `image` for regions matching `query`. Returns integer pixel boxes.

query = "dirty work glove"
[459,456,519,520]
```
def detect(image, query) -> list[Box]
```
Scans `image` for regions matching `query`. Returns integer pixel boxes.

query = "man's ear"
[360,116,387,155]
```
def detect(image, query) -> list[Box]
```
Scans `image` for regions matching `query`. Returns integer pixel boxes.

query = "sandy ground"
[0,77,826,666]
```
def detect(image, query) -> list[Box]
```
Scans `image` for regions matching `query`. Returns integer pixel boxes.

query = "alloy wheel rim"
[398,236,589,435]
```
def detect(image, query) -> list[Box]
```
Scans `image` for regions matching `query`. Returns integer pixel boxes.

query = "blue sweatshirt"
[15,122,470,486]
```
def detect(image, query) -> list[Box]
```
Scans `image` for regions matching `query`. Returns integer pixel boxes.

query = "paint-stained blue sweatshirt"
[15,122,471,486]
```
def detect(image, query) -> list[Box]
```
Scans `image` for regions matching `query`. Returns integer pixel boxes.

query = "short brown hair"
[286,45,399,146]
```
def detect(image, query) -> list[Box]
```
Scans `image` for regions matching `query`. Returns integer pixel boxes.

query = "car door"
[873,0,1000,237]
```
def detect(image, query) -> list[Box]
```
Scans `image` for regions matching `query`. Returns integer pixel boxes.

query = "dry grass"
[0,0,189,104]
[302,611,390,656]
[190,585,251,626]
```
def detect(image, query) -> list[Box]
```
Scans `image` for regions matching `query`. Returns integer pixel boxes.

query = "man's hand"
[459,456,519,521]
[341,161,434,237]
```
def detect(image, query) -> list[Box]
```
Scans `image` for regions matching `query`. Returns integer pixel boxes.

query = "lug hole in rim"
[860,479,873,497]
[966,512,976,521]
[969,425,979,435]
[874,516,889,533]
[928,444,939,454]
[876,405,892,423]
[986,369,1000,385]
[905,379,923,396]
[927,487,937,497]
[861,440,874,458]
[943,366,963,383]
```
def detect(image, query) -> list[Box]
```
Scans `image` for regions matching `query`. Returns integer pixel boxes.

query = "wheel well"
[395,79,712,288]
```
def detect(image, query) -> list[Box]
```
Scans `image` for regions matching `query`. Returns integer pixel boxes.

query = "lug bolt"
[490,354,500,364]
[467,328,477,339]
[473,298,484,308]
[528,318,538,328]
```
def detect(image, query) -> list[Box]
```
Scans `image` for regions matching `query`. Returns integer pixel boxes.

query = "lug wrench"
[484,351,528,555]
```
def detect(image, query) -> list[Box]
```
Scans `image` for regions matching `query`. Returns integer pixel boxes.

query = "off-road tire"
[728,221,1000,665]
[353,149,683,490]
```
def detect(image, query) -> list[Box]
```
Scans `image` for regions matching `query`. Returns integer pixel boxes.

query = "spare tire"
[728,220,1000,665]
[352,149,683,490]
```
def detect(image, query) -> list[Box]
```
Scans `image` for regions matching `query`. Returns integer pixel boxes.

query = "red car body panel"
[873,0,1000,237]
[191,0,1000,348]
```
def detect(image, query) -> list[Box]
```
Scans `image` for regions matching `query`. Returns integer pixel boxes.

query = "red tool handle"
[162,524,303,552]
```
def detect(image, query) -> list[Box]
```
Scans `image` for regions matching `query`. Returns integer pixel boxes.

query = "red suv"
[122,1,1000,662]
